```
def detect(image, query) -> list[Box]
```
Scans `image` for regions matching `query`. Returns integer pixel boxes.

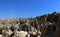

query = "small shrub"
[0,27,8,31]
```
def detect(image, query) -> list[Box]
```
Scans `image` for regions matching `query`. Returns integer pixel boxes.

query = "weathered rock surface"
[0,12,60,37]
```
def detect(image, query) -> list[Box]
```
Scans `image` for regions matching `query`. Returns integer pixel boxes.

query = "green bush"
[0,27,8,31]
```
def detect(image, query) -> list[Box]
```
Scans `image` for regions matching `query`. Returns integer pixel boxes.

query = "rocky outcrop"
[0,12,60,37]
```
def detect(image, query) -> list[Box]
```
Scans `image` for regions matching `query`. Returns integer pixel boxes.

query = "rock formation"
[0,12,60,37]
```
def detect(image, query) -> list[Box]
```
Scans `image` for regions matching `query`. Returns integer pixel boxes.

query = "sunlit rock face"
[2,29,13,37]
[13,31,28,37]
[0,34,3,37]
[0,12,60,37]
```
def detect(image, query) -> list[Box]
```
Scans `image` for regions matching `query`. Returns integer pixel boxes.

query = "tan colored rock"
[14,31,28,37]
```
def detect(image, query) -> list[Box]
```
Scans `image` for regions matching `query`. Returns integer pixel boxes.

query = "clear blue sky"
[0,0,60,18]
